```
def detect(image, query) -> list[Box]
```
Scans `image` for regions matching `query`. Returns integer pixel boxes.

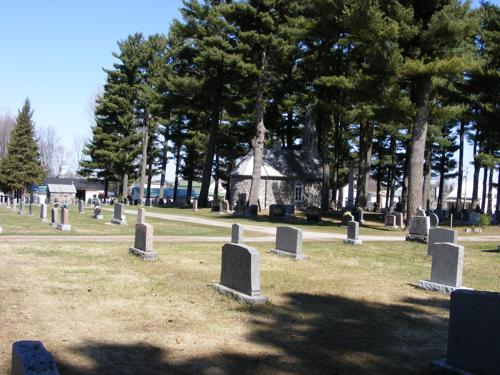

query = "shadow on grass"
[401,296,449,311]
[481,249,500,253]
[55,293,448,375]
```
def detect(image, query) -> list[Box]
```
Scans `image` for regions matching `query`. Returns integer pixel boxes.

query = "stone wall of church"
[230,176,321,210]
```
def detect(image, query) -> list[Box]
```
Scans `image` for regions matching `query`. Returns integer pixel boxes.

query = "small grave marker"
[343,220,362,245]
[231,223,243,244]
[271,226,304,260]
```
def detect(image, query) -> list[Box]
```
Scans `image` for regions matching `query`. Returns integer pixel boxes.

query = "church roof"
[230,147,322,179]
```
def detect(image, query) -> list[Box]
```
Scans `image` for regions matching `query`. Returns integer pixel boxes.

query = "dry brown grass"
[0,239,498,374]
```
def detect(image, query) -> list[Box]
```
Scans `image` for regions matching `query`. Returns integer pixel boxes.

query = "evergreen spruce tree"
[0,99,45,197]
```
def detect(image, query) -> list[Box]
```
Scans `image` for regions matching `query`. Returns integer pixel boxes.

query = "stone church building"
[229,116,322,210]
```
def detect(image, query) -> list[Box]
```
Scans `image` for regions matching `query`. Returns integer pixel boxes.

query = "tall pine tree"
[0,99,45,198]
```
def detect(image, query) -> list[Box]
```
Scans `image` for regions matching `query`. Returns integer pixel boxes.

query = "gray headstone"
[427,228,457,256]
[407,216,430,242]
[137,208,146,224]
[429,212,439,227]
[129,222,157,260]
[445,290,500,374]
[271,226,304,259]
[418,243,468,293]
[213,243,267,304]
[111,203,127,225]
[231,223,243,244]
[385,214,396,227]
[40,204,47,220]
[192,199,198,211]
[11,340,60,375]
[28,204,33,216]
[344,220,362,245]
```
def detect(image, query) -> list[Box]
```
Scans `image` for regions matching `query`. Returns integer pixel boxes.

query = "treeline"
[81,0,500,218]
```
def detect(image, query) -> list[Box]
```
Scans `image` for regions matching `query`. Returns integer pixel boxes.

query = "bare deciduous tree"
[37,126,65,177]
[0,113,15,159]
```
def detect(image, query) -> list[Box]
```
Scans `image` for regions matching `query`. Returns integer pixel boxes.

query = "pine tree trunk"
[496,168,500,215]
[286,111,294,149]
[389,135,397,207]
[487,166,493,214]
[186,177,193,207]
[146,158,153,206]
[407,75,432,221]
[320,117,330,211]
[139,125,148,205]
[438,152,446,209]
[481,165,488,212]
[422,139,432,211]
[159,122,170,205]
[356,121,373,208]
[104,178,109,200]
[456,120,465,208]
[376,172,381,208]
[401,152,410,218]
[248,52,267,210]
[122,174,128,204]
[173,147,181,204]
[472,138,480,207]
[198,108,220,207]
[214,153,220,199]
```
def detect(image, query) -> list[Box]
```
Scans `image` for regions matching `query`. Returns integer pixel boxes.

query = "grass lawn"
[0,238,498,374]
[0,206,231,237]
[141,206,409,236]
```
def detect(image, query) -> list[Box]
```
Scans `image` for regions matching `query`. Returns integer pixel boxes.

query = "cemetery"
[0,202,498,374]
[0,1,499,374]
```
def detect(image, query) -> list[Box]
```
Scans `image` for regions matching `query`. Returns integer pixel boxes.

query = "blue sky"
[0,0,496,181]
[0,0,182,148]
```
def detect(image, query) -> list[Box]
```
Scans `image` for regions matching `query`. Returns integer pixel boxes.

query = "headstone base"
[406,234,428,243]
[213,283,267,305]
[95,215,104,220]
[129,247,158,261]
[343,239,362,245]
[428,358,474,375]
[57,224,71,231]
[111,218,127,225]
[417,280,472,294]
[384,225,399,230]
[270,249,305,260]
[51,223,58,228]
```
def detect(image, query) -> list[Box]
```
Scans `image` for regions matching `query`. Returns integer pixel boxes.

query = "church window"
[295,182,304,202]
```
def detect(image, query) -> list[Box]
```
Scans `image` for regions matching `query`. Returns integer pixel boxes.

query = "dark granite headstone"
[430,290,500,374]
[213,243,267,304]
[447,290,500,374]
[11,341,60,375]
